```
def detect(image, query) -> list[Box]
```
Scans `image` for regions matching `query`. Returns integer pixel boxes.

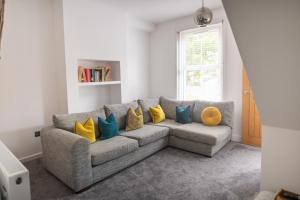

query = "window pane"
[179,25,222,101]
[185,30,219,66]
[186,70,201,86]
[184,68,221,101]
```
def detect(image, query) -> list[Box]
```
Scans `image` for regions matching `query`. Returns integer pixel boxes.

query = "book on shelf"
[94,70,99,82]
[101,67,106,81]
[84,68,91,82]
[78,65,114,83]
[90,69,94,82]
[105,65,111,81]
[78,66,86,82]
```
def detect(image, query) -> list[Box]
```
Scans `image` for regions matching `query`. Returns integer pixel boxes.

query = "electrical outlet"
[34,131,40,137]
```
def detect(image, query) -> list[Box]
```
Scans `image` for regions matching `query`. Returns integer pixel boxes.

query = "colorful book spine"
[90,69,94,82]
[102,66,106,81]
[85,68,91,82]
[94,70,99,82]
[99,68,102,82]
[105,65,111,81]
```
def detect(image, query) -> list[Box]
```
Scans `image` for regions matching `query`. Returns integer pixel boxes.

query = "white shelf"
[78,81,121,87]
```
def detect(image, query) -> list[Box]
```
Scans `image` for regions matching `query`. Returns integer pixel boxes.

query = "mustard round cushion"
[201,107,222,126]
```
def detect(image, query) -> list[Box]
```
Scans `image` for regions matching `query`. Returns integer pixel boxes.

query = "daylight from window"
[178,25,222,101]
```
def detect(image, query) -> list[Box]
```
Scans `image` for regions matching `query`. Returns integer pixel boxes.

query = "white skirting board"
[0,140,31,200]
[19,152,43,163]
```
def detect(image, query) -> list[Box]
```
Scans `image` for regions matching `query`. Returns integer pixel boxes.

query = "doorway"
[242,67,262,147]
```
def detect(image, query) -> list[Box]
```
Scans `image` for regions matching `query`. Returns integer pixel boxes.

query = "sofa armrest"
[41,127,92,192]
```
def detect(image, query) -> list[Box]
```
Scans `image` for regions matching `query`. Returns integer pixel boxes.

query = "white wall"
[0,0,65,161]
[53,0,68,114]
[261,126,300,193]
[0,0,152,160]
[123,16,153,102]
[62,0,127,113]
[150,8,243,141]
[62,0,153,113]
[222,0,300,193]
[222,0,300,131]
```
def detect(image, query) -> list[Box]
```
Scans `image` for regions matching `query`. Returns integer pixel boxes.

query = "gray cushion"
[159,97,195,120]
[192,101,234,127]
[159,97,181,120]
[149,119,183,130]
[120,125,169,146]
[90,136,138,166]
[172,123,232,145]
[53,108,105,138]
[104,101,139,130]
[137,98,160,123]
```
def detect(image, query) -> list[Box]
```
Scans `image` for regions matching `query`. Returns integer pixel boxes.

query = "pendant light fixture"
[194,0,213,27]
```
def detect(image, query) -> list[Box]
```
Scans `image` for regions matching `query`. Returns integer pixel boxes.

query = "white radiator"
[0,140,31,200]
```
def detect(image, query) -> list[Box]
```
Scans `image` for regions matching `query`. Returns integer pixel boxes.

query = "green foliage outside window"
[185,31,219,66]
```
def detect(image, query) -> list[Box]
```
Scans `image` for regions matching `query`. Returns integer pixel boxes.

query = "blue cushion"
[176,106,192,124]
[98,114,119,140]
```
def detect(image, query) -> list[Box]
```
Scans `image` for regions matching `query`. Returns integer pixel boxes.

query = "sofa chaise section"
[169,135,231,157]
[172,123,231,145]
[157,97,234,157]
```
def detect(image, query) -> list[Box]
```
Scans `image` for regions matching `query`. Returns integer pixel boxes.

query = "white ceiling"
[99,0,223,24]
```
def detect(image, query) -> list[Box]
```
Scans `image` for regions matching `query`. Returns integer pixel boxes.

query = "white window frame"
[177,23,224,101]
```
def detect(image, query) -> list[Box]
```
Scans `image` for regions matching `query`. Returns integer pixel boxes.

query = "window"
[178,24,223,101]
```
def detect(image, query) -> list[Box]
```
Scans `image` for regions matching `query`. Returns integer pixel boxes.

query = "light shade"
[194,7,213,27]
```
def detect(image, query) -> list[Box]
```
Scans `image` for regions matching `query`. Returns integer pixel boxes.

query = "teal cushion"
[176,106,192,124]
[98,114,119,140]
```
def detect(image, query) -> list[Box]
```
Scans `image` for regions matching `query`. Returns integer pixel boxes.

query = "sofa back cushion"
[192,101,234,128]
[137,98,159,123]
[53,108,105,138]
[104,101,139,130]
[159,97,194,120]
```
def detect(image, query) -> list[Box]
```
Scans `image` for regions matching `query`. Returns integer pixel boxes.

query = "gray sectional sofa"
[41,97,234,192]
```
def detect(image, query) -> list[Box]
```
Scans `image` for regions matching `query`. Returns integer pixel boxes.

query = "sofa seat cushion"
[172,123,231,145]
[149,119,183,130]
[90,136,138,166]
[120,125,169,146]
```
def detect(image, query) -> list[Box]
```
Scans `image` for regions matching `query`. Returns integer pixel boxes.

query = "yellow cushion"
[149,105,165,124]
[126,107,144,131]
[201,107,222,126]
[74,118,96,143]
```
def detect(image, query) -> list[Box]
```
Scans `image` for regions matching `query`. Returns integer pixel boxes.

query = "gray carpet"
[24,142,261,200]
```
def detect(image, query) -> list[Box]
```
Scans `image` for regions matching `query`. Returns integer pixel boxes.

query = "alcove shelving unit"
[77,58,122,105]
[77,59,121,87]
